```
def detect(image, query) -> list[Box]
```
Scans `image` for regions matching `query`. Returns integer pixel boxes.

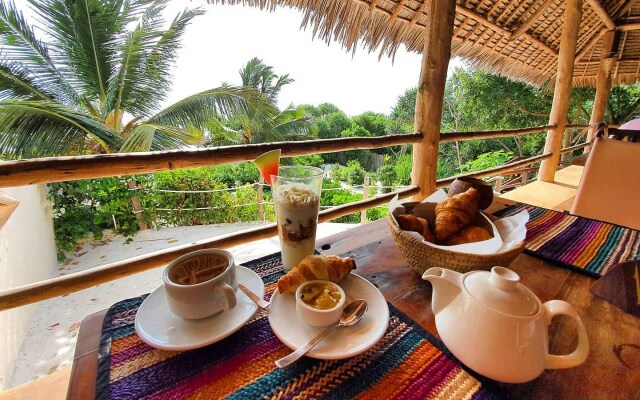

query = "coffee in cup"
[163,249,237,319]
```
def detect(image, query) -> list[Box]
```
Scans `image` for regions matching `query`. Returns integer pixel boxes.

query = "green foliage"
[48,178,140,260]
[459,150,513,173]
[344,160,366,185]
[292,154,324,168]
[376,164,397,193]
[208,162,260,187]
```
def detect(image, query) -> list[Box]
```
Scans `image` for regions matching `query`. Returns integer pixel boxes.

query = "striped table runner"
[494,203,640,277]
[95,254,501,399]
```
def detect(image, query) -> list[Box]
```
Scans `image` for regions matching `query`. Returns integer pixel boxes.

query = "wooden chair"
[570,125,640,229]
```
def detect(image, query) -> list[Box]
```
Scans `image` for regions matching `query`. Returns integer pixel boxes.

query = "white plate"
[268,273,389,360]
[135,266,264,351]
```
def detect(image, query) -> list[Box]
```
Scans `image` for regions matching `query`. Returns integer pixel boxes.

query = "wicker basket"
[387,212,525,276]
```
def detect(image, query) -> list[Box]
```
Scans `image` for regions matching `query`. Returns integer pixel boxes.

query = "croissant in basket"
[396,214,436,243]
[443,225,492,246]
[434,188,479,242]
[277,254,356,294]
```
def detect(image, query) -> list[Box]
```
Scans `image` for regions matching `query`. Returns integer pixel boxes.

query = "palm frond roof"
[207,0,640,87]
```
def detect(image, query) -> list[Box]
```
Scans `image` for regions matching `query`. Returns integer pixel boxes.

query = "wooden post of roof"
[411,0,456,198]
[539,0,583,182]
[586,30,618,150]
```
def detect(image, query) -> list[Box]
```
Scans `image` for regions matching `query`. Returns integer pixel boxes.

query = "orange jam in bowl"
[299,282,343,310]
[295,280,346,327]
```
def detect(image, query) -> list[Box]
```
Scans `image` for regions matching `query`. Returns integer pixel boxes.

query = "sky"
[15,0,463,117]
[163,1,463,116]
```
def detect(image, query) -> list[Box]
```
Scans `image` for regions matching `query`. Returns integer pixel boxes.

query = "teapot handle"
[543,300,590,370]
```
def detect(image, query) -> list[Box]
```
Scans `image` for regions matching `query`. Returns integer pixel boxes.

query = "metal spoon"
[275,299,368,368]
[238,283,270,309]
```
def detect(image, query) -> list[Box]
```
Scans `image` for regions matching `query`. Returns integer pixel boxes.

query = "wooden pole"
[127,180,148,231]
[361,176,369,224]
[257,181,264,222]
[586,30,618,150]
[411,0,456,199]
[538,0,583,182]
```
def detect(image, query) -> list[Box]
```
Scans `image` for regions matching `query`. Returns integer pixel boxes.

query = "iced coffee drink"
[271,166,323,271]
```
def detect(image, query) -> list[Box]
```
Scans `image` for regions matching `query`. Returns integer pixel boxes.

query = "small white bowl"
[295,280,346,327]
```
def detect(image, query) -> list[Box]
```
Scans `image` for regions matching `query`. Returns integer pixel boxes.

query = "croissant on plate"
[396,214,436,243]
[443,225,491,246]
[434,188,479,242]
[277,254,356,294]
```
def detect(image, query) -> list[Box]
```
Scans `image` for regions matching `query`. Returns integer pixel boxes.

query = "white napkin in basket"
[389,190,528,255]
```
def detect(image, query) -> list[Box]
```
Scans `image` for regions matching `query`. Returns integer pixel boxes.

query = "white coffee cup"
[163,249,237,319]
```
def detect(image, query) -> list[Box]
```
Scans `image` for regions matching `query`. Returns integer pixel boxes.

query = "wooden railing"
[0,124,588,311]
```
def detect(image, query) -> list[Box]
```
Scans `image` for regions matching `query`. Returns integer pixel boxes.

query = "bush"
[345,160,366,185]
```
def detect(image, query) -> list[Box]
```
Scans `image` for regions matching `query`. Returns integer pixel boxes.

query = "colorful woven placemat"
[494,203,640,277]
[95,253,502,399]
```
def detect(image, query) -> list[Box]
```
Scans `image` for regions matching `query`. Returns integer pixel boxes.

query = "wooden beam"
[587,30,617,149]
[510,0,555,40]
[576,28,607,61]
[585,0,616,29]
[0,134,421,188]
[539,0,583,182]
[436,153,552,188]
[411,0,456,199]
[617,22,640,31]
[440,125,555,142]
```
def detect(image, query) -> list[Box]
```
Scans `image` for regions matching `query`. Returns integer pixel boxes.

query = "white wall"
[0,185,57,390]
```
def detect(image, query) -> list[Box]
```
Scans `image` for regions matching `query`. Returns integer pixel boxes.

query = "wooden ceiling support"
[539,0,583,182]
[587,30,617,151]
[586,0,616,29]
[411,0,456,199]
[510,0,555,40]
[455,5,557,57]
[617,22,640,31]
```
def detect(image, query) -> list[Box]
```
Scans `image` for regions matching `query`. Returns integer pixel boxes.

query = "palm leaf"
[0,62,52,101]
[0,99,121,158]
[30,0,154,105]
[0,0,78,103]
[120,122,202,152]
[149,85,276,129]
[107,5,204,120]
[271,106,314,139]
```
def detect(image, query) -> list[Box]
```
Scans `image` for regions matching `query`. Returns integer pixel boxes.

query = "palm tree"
[0,0,273,159]
[202,58,313,145]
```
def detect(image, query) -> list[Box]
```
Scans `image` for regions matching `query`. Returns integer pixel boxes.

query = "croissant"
[396,214,436,243]
[434,188,479,242]
[443,225,491,246]
[277,255,356,294]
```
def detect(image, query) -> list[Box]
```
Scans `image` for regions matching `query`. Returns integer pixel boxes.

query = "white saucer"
[135,266,264,351]
[268,273,389,360]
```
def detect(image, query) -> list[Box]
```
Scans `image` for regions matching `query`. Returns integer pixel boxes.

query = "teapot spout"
[422,267,463,315]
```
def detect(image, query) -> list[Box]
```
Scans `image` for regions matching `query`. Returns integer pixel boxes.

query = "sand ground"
[9,222,355,387]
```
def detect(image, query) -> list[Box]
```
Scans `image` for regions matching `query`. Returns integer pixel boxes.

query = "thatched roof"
[208,0,640,87]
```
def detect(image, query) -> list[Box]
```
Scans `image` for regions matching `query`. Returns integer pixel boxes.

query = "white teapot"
[422,266,589,383]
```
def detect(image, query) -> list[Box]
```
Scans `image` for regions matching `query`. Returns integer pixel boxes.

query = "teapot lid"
[464,267,539,316]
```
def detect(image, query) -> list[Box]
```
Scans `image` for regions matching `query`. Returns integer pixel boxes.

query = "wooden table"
[67,207,640,399]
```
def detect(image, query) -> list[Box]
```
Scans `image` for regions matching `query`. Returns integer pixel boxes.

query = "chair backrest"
[594,123,640,142]
[570,134,640,230]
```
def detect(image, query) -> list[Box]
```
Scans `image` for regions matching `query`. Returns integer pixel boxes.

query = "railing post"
[361,176,369,224]
[257,182,265,222]
[128,180,148,231]
[495,176,503,193]
[411,0,456,199]
[539,0,583,182]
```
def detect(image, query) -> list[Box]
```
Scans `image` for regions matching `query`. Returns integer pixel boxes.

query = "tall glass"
[270,166,323,271]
